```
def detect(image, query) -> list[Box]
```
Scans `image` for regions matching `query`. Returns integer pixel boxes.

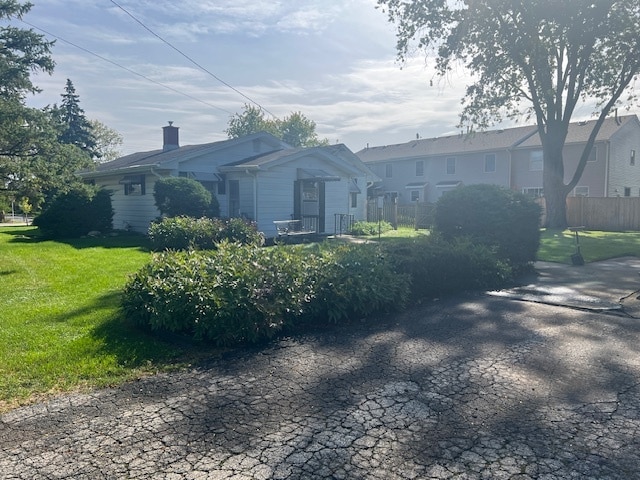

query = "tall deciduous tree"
[378,0,640,228]
[89,119,123,163]
[225,104,329,147]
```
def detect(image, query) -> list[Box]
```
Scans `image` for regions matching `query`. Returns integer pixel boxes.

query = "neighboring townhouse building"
[357,115,640,204]
[80,124,377,238]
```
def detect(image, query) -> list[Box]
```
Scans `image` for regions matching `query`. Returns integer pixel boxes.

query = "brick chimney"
[162,121,179,152]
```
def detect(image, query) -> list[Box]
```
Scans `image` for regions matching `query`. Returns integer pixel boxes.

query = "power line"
[19,19,235,116]
[109,0,278,119]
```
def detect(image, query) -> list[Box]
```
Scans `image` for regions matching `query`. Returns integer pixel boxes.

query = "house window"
[410,190,420,202]
[631,150,636,166]
[573,186,589,197]
[385,164,393,178]
[529,150,543,171]
[588,147,597,162]
[484,154,496,173]
[446,157,456,175]
[522,187,544,197]
[624,187,631,197]
[351,192,358,208]
[416,160,424,176]
[122,175,146,196]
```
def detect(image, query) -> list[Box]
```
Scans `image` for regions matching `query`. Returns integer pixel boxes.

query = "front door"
[294,180,325,233]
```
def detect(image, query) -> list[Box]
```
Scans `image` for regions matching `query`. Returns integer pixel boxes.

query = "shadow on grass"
[43,289,217,373]
[1,227,151,251]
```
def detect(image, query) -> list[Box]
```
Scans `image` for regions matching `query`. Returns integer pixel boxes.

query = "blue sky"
[9,0,631,156]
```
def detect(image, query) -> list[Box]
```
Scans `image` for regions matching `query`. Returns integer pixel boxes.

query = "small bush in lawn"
[34,185,113,238]
[153,177,219,218]
[148,216,263,250]
[122,241,409,345]
[434,184,541,268]
[388,233,512,298]
[350,220,393,236]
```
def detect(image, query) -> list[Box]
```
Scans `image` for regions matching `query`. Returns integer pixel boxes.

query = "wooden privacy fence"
[566,196,640,231]
[367,200,435,229]
[367,197,640,232]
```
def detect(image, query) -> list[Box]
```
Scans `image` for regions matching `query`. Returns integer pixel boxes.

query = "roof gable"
[84,132,287,176]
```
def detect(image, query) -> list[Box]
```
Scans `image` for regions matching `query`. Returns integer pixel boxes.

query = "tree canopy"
[225,104,329,147]
[0,2,99,209]
[378,0,640,228]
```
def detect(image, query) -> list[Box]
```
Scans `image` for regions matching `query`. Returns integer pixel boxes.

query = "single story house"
[357,114,640,204]
[80,124,378,238]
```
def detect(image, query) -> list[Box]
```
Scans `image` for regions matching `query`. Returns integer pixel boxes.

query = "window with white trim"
[484,153,496,173]
[446,157,456,175]
[410,190,420,202]
[522,187,544,197]
[416,160,424,176]
[529,151,543,171]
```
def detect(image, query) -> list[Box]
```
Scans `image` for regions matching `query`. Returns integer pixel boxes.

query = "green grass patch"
[537,229,640,263]
[0,227,221,411]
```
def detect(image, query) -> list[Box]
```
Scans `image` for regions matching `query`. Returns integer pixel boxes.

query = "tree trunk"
[543,128,569,229]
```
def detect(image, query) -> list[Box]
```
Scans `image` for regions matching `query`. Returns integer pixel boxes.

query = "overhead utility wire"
[19,20,234,116]
[109,0,278,119]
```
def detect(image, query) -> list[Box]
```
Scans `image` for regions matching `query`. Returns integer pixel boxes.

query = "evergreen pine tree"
[54,79,98,158]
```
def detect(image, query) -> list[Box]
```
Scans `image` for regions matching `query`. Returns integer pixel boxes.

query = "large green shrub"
[434,184,541,267]
[33,186,113,238]
[388,234,512,298]
[311,242,410,322]
[153,177,219,218]
[148,216,263,250]
[122,242,409,345]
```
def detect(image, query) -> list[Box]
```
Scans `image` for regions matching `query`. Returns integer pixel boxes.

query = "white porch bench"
[273,220,316,242]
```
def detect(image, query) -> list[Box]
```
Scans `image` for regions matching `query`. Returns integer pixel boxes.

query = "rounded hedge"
[33,186,114,238]
[434,184,541,267]
[153,177,219,218]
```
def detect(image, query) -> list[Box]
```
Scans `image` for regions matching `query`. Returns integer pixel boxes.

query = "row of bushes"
[122,184,540,346]
[148,216,264,250]
[122,241,411,345]
[122,234,512,346]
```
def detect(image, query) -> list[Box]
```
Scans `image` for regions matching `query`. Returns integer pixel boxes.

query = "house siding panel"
[607,120,640,197]
[97,176,160,233]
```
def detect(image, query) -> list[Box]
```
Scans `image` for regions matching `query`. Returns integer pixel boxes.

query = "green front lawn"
[537,229,640,263]
[2,224,639,411]
[0,227,219,412]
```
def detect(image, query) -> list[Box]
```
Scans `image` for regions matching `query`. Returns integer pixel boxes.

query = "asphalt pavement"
[2,258,640,479]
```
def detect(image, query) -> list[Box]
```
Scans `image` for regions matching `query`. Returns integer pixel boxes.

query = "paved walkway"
[2,259,640,479]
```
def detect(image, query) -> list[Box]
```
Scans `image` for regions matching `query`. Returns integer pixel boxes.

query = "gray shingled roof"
[518,115,637,147]
[357,115,638,163]
[91,138,243,173]
[357,125,537,163]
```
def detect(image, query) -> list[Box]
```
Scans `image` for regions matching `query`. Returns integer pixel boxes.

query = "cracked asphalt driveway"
[3,287,640,480]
